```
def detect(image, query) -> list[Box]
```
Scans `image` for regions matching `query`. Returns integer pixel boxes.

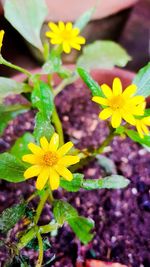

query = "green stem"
[54,75,77,97]
[0,56,31,77]
[94,129,115,155]
[34,189,49,224]
[52,106,64,146]
[36,232,43,267]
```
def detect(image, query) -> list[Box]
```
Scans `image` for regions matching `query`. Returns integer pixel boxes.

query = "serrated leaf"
[0,104,29,136]
[77,41,131,71]
[77,67,103,97]
[0,77,31,103]
[0,203,26,233]
[82,175,130,190]
[0,153,25,182]
[10,132,34,158]
[60,173,84,192]
[4,0,47,51]
[74,7,95,31]
[68,216,94,245]
[133,62,150,97]
[96,155,117,175]
[125,129,150,147]
[53,200,78,225]
[31,81,54,142]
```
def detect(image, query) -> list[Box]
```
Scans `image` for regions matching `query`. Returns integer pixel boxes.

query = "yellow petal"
[66,22,73,31]
[70,42,81,50]
[55,165,73,181]
[49,168,60,190]
[143,116,150,126]
[131,105,145,116]
[122,84,137,98]
[50,38,62,44]
[141,123,149,135]
[136,121,144,138]
[24,165,42,179]
[45,31,57,38]
[73,36,86,44]
[40,136,49,151]
[111,111,122,128]
[63,41,71,53]
[72,28,80,36]
[122,112,135,125]
[112,78,122,96]
[99,108,112,120]
[22,154,38,164]
[36,167,49,190]
[48,22,59,33]
[92,96,108,106]
[0,30,4,50]
[57,141,73,156]
[129,96,145,105]
[58,155,79,167]
[58,21,65,31]
[28,143,43,155]
[49,133,59,151]
[101,84,113,98]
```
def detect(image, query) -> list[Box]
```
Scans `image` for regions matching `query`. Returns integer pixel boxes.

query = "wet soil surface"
[0,83,150,267]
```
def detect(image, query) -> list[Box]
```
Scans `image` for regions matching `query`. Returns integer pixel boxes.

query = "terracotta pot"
[45,0,138,22]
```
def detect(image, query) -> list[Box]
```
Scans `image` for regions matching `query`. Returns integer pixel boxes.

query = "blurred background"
[0,0,150,77]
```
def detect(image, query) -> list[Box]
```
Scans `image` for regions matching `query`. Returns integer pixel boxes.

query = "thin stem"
[94,129,115,155]
[52,106,64,146]
[36,232,43,267]
[54,74,77,97]
[0,56,31,77]
[34,189,49,224]
[54,79,69,96]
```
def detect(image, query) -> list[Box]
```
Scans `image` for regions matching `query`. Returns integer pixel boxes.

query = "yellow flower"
[46,21,85,54]
[0,30,4,51]
[134,116,150,138]
[92,77,146,128]
[22,133,79,191]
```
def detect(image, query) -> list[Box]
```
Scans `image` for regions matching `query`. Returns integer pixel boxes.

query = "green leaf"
[31,81,54,142]
[53,200,94,244]
[68,216,94,245]
[82,175,130,190]
[144,109,150,116]
[74,7,95,31]
[96,155,117,175]
[53,200,78,225]
[125,129,150,147]
[0,77,31,103]
[60,173,84,192]
[77,41,131,71]
[77,67,103,97]
[0,153,25,182]
[133,62,150,97]
[10,132,34,158]
[34,112,54,142]
[0,104,29,136]
[4,0,47,51]
[0,202,26,233]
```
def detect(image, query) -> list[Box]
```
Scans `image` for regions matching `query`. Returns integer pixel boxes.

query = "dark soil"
[0,82,150,267]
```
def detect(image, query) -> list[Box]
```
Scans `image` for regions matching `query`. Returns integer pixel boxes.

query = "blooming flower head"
[134,116,150,138]
[92,77,146,128]
[0,30,4,51]
[22,133,79,190]
[46,21,85,54]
